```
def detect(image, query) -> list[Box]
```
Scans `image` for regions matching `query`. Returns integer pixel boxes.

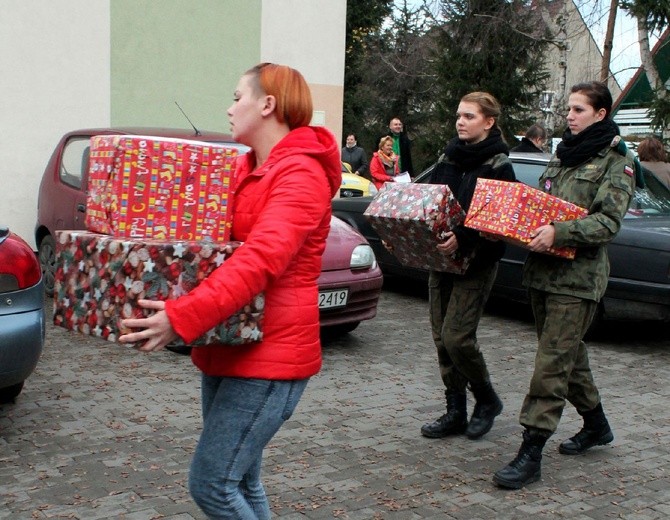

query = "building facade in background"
[0,0,346,247]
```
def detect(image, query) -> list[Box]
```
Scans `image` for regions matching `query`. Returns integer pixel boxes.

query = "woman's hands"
[437,231,458,255]
[118,300,180,352]
[528,224,555,253]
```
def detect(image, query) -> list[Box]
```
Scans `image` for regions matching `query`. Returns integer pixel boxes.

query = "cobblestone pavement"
[1,286,669,519]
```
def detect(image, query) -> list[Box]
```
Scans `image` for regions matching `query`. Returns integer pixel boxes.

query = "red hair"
[246,63,313,129]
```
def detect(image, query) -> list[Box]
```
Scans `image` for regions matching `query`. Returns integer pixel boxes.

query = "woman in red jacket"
[119,63,341,519]
[369,135,400,189]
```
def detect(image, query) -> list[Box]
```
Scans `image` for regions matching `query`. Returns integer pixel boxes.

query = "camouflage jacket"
[522,140,635,301]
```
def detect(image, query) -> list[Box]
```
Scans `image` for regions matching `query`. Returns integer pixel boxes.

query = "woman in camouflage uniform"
[421,92,515,442]
[494,81,636,489]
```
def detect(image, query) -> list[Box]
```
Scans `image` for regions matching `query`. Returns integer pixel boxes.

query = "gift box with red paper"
[363,183,472,274]
[86,135,238,241]
[464,178,588,259]
[53,230,264,347]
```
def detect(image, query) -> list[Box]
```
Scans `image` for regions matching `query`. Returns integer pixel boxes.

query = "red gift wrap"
[363,183,472,274]
[86,135,238,241]
[464,178,588,259]
[53,230,264,347]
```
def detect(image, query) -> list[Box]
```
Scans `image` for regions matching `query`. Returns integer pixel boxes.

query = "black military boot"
[559,403,614,455]
[421,392,468,438]
[493,429,548,489]
[465,382,503,439]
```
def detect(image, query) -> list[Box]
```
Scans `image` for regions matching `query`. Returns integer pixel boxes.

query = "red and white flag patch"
[624,165,634,177]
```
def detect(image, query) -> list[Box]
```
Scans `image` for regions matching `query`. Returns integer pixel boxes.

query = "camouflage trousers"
[519,289,601,434]
[428,263,497,394]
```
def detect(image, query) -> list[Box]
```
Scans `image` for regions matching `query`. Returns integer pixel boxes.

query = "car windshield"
[416,156,670,217]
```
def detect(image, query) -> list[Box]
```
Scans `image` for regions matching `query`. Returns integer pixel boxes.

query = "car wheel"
[322,321,360,338]
[166,346,192,356]
[0,382,24,404]
[38,234,57,297]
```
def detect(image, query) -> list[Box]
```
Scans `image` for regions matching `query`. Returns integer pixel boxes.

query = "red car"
[35,128,383,336]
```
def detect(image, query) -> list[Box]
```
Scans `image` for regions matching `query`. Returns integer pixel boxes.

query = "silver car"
[0,227,46,403]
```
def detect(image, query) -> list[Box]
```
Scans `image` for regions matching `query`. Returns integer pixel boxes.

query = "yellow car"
[340,163,378,198]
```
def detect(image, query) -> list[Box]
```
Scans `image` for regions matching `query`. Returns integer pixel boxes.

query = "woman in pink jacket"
[369,135,400,189]
[120,63,341,519]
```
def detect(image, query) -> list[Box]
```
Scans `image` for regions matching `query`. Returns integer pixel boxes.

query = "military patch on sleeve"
[624,165,634,177]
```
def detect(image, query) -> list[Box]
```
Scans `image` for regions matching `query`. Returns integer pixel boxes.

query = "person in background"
[383,117,414,176]
[511,123,548,153]
[341,133,369,177]
[637,136,670,189]
[493,81,636,490]
[369,135,400,189]
[421,92,516,442]
[118,63,341,519]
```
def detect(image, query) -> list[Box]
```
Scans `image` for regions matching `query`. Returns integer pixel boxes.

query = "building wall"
[540,0,621,133]
[260,0,346,139]
[0,0,345,248]
[1,0,111,246]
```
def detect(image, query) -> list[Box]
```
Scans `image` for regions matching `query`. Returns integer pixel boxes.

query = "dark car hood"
[616,215,670,250]
[609,215,670,283]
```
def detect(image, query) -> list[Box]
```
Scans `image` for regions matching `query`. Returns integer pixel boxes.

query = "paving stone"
[0,290,668,518]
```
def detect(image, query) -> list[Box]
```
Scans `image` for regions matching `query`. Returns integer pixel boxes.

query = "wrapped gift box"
[86,135,238,241]
[464,178,589,259]
[363,183,472,274]
[53,230,264,347]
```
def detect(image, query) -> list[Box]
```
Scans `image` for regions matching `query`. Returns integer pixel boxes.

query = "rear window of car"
[60,137,90,190]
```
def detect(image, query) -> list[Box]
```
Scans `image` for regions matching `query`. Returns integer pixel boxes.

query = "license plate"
[319,289,349,309]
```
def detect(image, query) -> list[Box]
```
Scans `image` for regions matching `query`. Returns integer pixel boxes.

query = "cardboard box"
[363,183,472,274]
[464,178,588,259]
[86,135,238,241]
[53,230,264,347]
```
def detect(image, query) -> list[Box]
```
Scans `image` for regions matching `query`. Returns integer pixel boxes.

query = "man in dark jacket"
[382,117,414,176]
[511,124,547,153]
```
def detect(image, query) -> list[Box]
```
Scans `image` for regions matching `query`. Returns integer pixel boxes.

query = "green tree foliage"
[343,0,394,145]
[344,1,441,170]
[620,0,670,135]
[620,0,670,32]
[343,1,552,171]
[432,0,551,144]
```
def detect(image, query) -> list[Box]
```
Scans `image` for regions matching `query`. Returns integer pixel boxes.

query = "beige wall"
[260,0,346,143]
[0,1,111,246]
[0,0,346,248]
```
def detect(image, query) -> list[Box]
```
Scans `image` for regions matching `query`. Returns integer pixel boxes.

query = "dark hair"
[570,81,613,118]
[525,123,547,141]
[346,133,357,141]
[637,137,668,162]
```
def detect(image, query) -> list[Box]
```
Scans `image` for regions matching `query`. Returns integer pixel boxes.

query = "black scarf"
[442,127,509,170]
[556,119,619,167]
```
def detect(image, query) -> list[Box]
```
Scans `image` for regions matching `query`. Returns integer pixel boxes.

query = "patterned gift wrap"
[464,178,588,259]
[53,230,264,347]
[86,135,238,241]
[363,183,472,274]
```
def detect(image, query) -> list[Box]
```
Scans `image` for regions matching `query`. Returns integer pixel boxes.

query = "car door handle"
[77,203,86,213]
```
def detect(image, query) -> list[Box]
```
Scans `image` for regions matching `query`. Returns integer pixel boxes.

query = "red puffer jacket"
[164,126,341,380]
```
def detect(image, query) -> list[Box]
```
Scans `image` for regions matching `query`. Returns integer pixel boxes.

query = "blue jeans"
[189,375,309,519]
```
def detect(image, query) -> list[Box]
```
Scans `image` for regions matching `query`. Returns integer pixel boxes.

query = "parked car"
[36,127,383,336]
[332,152,670,324]
[0,227,46,403]
[340,162,378,198]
